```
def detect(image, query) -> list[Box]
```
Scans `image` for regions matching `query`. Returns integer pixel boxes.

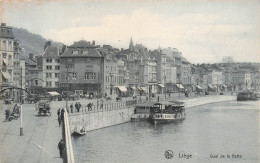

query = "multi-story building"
[0,23,14,99]
[12,40,23,101]
[147,57,157,94]
[42,45,60,91]
[25,53,43,94]
[181,57,192,88]
[251,66,260,91]
[60,40,104,98]
[103,52,119,97]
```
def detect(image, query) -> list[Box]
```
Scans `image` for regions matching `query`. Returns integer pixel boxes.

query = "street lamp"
[1,87,29,136]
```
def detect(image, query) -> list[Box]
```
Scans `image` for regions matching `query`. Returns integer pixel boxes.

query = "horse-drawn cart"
[36,100,51,116]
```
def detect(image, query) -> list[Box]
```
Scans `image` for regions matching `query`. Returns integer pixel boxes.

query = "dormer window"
[73,50,78,54]
[83,50,88,54]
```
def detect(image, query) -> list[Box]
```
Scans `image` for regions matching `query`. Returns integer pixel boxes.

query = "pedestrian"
[157,96,160,102]
[70,103,73,113]
[87,103,90,111]
[58,114,61,127]
[75,102,78,112]
[146,96,148,101]
[57,139,65,158]
[78,102,82,112]
[61,108,65,121]
[57,108,61,117]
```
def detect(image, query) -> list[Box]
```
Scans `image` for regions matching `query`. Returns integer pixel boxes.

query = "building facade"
[42,46,60,90]
[60,40,104,98]
[0,23,14,99]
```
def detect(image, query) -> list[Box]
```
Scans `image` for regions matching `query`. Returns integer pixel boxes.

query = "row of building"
[1,23,260,101]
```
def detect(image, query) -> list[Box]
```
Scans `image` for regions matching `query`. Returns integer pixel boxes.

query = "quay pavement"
[0,101,64,163]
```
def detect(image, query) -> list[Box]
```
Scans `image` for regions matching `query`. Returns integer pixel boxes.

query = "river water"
[71,100,259,163]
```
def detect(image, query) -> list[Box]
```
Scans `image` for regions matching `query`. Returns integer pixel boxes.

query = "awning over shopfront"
[140,87,147,91]
[196,85,203,89]
[48,91,60,96]
[2,58,7,65]
[1,72,11,79]
[158,84,165,88]
[117,86,127,92]
[129,86,136,90]
[208,84,215,89]
[176,84,184,89]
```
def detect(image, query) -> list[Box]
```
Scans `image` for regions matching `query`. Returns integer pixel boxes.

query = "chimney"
[44,41,51,51]
[92,40,95,46]
[1,23,6,26]
[121,48,124,51]
[29,53,34,60]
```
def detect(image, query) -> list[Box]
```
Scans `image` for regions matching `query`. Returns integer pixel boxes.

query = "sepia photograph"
[0,0,259,162]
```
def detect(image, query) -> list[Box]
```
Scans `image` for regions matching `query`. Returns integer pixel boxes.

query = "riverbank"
[68,94,237,133]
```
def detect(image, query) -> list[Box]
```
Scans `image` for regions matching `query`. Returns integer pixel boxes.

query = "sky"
[0,0,259,63]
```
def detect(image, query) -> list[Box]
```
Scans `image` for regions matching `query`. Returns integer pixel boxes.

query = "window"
[72,73,77,80]
[46,66,52,70]
[66,64,74,69]
[46,59,52,63]
[3,41,6,50]
[85,72,96,80]
[55,82,59,87]
[55,66,60,70]
[73,50,78,54]
[35,80,38,86]
[46,81,52,87]
[55,59,60,63]
[55,73,60,78]
[8,55,11,65]
[3,53,6,58]
[86,65,93,70]
[46,73,52,78]
[8,41,12,51]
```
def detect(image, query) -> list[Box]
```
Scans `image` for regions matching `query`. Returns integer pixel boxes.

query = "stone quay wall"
[68,100,136,132]
[68,95,237,132]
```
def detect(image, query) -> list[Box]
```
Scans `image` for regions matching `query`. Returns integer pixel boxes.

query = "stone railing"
[68,99,138,115]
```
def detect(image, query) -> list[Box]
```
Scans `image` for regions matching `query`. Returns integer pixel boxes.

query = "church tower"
[129,36,134,50]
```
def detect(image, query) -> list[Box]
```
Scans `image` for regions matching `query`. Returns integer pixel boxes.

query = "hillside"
[12,27,63,58]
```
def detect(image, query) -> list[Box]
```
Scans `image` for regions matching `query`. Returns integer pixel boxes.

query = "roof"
[60,48,102,58]
[43,46,59,58]
[0,26,14,39]
[69,40,96,48]
[25,58,37,66]
[135,102,157,107]
[168,100,185,105]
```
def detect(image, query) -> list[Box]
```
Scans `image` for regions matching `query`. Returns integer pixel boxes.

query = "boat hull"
[72,131,86,136]
[152,117,185,124]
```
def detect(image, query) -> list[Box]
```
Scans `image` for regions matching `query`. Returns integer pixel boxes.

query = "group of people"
[57,108,65,127]
[69,102,82,113]
[5,102,20,121]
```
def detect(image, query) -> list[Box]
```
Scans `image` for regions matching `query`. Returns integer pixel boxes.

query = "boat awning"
[117,86,127,92]
[129,86,136,90]
[168,100,185,105]
[135,102,157,107]
[1,71,11,79]
[208,84,215,89]
[196,85,202,89]
[176,84,184,89]
[2,58,8,65]
[140,87,147,91]
[48,91,60,96]
[158,84,165,88]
